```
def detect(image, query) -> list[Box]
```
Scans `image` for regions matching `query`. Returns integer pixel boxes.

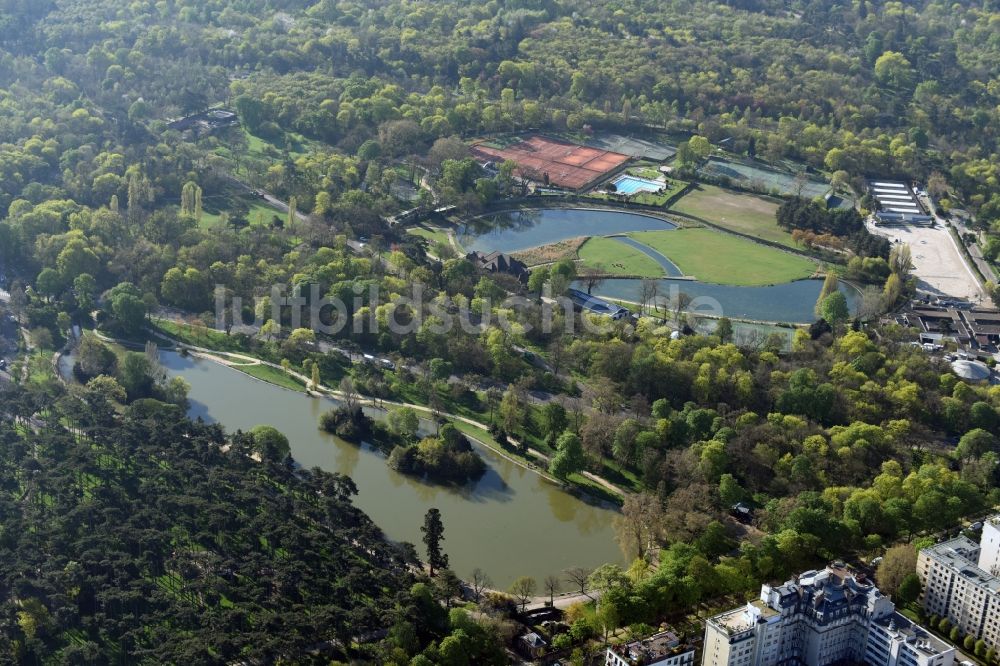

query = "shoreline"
[74,328,627,506]
[194,349,624,506]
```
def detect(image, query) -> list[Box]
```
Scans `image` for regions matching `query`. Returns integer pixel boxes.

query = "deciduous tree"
[876,544,917,597]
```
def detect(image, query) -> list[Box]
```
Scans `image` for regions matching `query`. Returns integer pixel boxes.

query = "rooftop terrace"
[608,629,693,664]
[710,600,778,635]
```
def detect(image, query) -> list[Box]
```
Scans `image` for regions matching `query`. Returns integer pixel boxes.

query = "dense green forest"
[1,0,999,305]
[0,379,408,662]
[0,0,999,221]
[1,0,1000,661]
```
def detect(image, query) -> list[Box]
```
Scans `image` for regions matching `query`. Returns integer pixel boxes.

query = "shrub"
[319,405,375,441]
[388,424,485,483]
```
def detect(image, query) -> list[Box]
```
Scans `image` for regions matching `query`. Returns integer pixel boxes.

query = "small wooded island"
[320,405,486,484]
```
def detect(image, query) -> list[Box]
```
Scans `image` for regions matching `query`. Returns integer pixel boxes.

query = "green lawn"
[210,126,312,184]
[236,363,307,393]
[152,319,247,352]
[629,228,817,286]
[391,163,422,186]
[577,237,665,277]
[670,184,796,247]
[199,198,287,229]
[628,166,663,180]
[407,226,451,247]
[26,351,56,385]
[243,126,311,161]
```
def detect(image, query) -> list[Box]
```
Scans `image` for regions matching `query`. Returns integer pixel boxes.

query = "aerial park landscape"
[0,0,999,663]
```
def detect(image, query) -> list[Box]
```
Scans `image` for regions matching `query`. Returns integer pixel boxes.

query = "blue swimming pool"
[613,174,662,195]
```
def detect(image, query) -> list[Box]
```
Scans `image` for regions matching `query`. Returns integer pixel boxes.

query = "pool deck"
[612,173,665,195]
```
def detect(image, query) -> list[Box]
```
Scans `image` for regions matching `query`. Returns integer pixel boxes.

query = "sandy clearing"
[868,221,985,303]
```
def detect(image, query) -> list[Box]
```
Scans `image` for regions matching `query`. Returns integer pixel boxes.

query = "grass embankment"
[237,363,308,392]
[407,226,453,249]
[577,237,665,277]
[629,228,817,286]
[451,420,624,502]
[669,184,795,248]
[152,320,308,391]
[451,421,545,466]
[512,237,587,267]
[152,319,245,352]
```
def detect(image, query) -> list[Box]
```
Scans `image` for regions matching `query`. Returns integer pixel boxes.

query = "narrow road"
[223,172,371,254]
[260,192,307,223]
[525,589,600,611]
[419,172,440,205]
[950,216,995,284]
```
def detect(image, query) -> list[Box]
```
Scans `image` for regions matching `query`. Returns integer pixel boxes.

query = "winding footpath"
[92,328,629,502]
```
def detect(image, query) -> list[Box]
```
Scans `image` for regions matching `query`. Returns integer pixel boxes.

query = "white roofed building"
[869,180,933,224]
[704,567,953,666]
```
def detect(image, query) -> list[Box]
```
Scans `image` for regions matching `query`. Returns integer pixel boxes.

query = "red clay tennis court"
[471,135,630,190]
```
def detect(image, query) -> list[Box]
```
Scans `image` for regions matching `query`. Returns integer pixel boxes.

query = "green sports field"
[669,184,796,248]
[628,228,817,285]
[577,237,664,277]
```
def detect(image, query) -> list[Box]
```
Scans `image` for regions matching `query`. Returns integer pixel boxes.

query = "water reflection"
[158,352,624,586]
[589,278,860,324]
[547,483,579,523]
[334,440,361,478]
[460,208,675,254]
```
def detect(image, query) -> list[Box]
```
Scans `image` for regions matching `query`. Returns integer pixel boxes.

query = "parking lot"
[868,221,986,303]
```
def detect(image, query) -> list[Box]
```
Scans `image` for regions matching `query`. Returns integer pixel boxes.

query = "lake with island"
[152,351,624,587]
[54,208,857,586]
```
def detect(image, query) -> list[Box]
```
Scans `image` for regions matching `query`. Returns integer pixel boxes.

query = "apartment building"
[917,524,1000,648]
[979,518,1000,576]
[703,567,953,666]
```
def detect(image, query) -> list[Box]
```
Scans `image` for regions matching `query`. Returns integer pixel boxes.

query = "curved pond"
[154,352,623,587]
[585,278,860,324]
[465,208,858,324]
[460,208,676,254]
